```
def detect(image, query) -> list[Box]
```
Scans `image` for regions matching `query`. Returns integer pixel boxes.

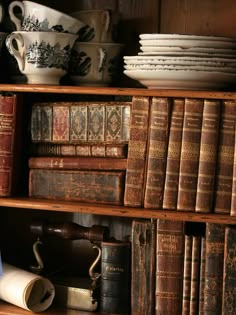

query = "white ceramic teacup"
[8,0,84,34]
[69,42,124,86]
[71,10,116,43]
[6,31,78,85]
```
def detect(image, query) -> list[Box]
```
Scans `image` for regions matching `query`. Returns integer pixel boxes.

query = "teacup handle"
[98,48,107,73]
[100,10,110,42]
[8,1,24,31]
[0,4,4,24]
[5,32,25,71]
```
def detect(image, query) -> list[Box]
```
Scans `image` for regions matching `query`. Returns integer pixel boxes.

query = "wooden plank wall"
[160,0,236,37]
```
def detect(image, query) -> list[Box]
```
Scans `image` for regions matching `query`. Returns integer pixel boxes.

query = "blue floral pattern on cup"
[26,40,72,69]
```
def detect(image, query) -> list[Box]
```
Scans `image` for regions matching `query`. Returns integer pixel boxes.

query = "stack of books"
[29,100,131,205]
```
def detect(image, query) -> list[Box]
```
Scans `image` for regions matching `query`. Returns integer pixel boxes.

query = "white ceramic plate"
[139,34,236,42]
[140,45,236,52]
[123,69,236,90]
[123,55,236,66]
[137,51,236,58]
[124,64,236,73]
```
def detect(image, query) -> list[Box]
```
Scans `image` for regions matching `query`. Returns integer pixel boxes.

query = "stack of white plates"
[123,34,236,89]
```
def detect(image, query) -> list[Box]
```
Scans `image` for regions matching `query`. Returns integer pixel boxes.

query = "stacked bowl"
[124,34,236,90]
[5,0,84,84]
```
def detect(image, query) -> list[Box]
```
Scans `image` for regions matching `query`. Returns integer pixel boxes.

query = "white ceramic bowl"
[124,68,236,90]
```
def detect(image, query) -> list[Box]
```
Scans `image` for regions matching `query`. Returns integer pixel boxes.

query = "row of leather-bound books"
[131,219,236,315]
[2,93,236,214]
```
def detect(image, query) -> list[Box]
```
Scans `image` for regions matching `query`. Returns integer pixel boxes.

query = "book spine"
[30,104,52,142]
[231,130,236,215]
[131,219,156,315]
[29,169,126,205]
[182,234,193,315]
[189,235,201,315]
[124,96,150,207]
[177,98,204,211]
[30,143,128,158]
[195,99,221,213]
[222,226,236,315]
[214,100,236,214]
[198,236,206,315]
[31,102,131,144]
[28,157,127,170]
[100,241,131,315]
[0,94,22,196]
[155,219,185,315]
[144,97,171,209]
[52,105,70,142]
[162,98,185,210]
[204,223,225,315]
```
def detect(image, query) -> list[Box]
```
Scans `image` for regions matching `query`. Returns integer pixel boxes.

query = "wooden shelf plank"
[0,197,236,224]
[0,301,99,315]
[0,84,236,99]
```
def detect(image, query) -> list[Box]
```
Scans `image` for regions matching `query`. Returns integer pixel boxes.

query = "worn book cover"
[222,226,236,315]
[214,100,236,214]
[204,223,225,315]
[177,98,204,211]
[100,241,131,315]
[30,101,131,144]
[28,157,127,170]
[124,96,150,207]
[230,130,236,216]
[198,236,206,315]
[29,169,125,205]
[182,234,193,315]
[163,98,185,210]
[30,143,128,158]
[144,97,171,209]
[189,235,201,314]
[156,219,185,315]
[195,99,221,213]
[0,93,23,196]
[131,219,156,315]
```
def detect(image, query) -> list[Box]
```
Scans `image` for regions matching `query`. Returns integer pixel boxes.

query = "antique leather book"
[214,100,236,214]
[100,241,131,315]
[189,235,201,314]
[182,234,193,315]
[30,143,128,158]
[30,101,131,143]
[28,157,127,170]
[198,236,206,315]
[155,219,185,315]
[195,99,221,213]
[177,98,204,211]
[222,226,236,315]
[0,93,23,196]
[131,219,156,315]
[124,96,150,207]
[162,98,185,210]
[204,223,225,315]
[230,130,236,216]
[144,97,171,209]
[29,169,125,205]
